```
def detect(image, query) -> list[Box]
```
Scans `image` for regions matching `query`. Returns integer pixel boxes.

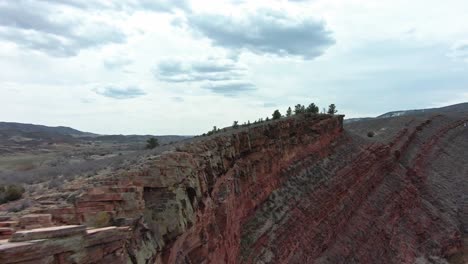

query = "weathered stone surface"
[0,225,130,263]
[0,221,18,228]
[9,225,86,242]
[0,227,15,240]
[17,214,53,230]
[1,112,465,263]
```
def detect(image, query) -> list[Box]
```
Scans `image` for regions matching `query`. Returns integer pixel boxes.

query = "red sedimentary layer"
[1,113,466,263]
[241,114,467,263]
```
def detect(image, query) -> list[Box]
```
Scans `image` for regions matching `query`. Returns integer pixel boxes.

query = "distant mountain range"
[2,102,466,144]
[0,122,95,137]
[0,121,190,146]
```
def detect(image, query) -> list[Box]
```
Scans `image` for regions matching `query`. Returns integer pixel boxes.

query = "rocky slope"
[0,107,467,263]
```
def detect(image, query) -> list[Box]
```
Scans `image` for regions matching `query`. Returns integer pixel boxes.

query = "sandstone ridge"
[1,111,466,264]
[0,114,345,263]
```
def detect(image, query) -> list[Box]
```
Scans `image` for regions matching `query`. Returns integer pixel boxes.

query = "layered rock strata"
[1,112,466,263]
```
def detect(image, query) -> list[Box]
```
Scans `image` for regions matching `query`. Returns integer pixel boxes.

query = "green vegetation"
[200,102,338,137]
[146,137,159,149]
[0,184,25,204]
[272,110,282,120]
[206,126,221,136]
[286,107,292,117]
[327,104,337,115]
[294,104,306,114]
[306,103,319,114]
[93,211,111,228]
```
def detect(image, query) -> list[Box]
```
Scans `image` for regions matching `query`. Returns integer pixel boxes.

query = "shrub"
[7,200,31,212]
[93,211,111,227]
[0,184,25,204]
[367,131,375,137]
[146,138,159,149]
[233,121,239,129]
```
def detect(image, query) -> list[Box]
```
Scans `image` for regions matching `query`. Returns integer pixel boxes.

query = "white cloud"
[448,40,468,62]
[1,0,468,135]
[187,8,335,59]
[93,86,146,99]
[0,0,126,57]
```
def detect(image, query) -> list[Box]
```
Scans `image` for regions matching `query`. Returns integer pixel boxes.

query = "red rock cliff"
[1,112,467,264]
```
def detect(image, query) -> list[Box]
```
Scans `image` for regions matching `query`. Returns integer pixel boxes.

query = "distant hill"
[344,102,468,124]
[343,117,374,124]
[0,122,95,137]
[0,121,190,148]
[378,102,468,118]
[89,134,191,144]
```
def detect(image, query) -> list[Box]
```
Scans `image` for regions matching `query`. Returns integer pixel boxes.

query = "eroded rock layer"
[243,114,467,264]
[1,111,467,264]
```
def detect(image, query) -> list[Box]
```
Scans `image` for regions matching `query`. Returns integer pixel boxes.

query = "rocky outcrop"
[17,214,53,230]
[1,111,466,263]
[0,225,129,263]
[1,114,345,263]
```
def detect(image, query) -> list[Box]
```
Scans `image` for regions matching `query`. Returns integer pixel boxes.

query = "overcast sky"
[1,0,467,135]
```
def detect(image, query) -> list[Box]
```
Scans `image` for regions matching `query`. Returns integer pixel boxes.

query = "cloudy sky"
[1,0,467,135]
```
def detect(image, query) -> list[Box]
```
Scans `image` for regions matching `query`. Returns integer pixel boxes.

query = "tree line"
[202,103,338,136]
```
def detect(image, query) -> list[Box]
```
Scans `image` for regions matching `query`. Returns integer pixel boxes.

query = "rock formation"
[0,111,467,263]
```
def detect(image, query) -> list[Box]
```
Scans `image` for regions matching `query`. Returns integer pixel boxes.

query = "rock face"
[1,111,467,263]
[17,214,53,230]
[0,226,129,263]
[241,113,467,264]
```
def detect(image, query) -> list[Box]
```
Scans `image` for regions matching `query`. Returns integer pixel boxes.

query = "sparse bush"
[7,199,31,212]
[0,184,25,204]
[206,126,221,136]
[146,138,159,149]
[93,211,111,227]
[367,131,375,137]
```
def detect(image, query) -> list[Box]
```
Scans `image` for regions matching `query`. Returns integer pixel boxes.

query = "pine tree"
[306,103,319,114]
[294,104,305,115]
[272,110,282,120]
[327,104,337,115]
[286,107,292,117]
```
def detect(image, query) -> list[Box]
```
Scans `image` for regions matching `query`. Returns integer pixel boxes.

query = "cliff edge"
[1,111,467,264]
